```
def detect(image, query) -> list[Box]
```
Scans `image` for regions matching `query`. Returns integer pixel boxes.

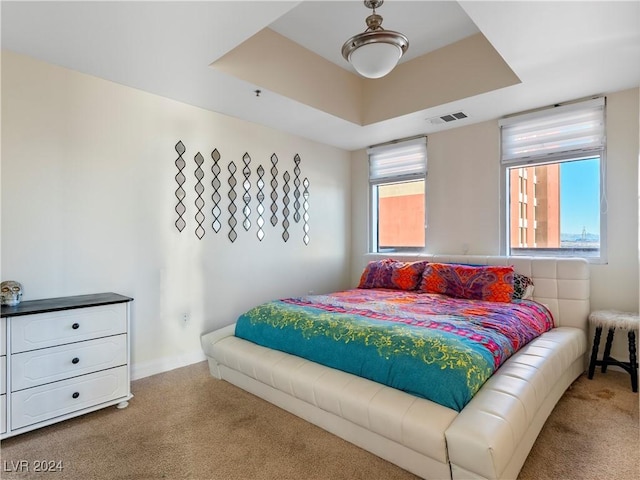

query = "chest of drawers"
[0,293,133,438]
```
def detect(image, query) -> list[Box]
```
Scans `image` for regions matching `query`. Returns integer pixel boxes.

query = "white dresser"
[0,293,133,438]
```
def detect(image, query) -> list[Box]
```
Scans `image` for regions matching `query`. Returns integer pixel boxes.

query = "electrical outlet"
[182,313,189,324]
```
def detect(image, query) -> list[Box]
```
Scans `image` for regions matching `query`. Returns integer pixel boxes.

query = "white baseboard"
[131,349,206,380]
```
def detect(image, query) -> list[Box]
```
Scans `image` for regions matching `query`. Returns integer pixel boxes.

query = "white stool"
[588,310,639,392]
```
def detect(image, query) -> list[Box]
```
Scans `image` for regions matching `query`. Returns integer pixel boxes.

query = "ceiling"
[1,1,639,151]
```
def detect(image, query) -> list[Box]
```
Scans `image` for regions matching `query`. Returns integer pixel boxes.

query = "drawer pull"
[72,392,80,399]
[72,323,80,330]
[72,357,80,364]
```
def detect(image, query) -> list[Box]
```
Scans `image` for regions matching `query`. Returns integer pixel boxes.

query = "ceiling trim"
[212,28,364,125]
[362,33,521,125]
[212,30,521,127]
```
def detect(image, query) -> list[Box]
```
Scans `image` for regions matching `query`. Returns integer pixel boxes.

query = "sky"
[560,157,600,236]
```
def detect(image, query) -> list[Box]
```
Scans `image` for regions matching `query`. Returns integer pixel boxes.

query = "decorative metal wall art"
[227,161,238,243]
[303,177,310,245]
[171,144,309,244]
[242,153,252,231]
[174,141,187,232]
[282,171,291,242]
[293,154,302,223]
[270,154,279,226]
[256,165,266,241]
[211,149,222,233]
[194,152,206,240]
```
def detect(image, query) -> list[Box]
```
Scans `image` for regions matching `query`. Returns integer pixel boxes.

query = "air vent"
[427,111,468,125]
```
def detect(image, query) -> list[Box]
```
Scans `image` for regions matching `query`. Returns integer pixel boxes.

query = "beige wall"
[349,120,502,267]
[351,88,639,359]
[590,89,639,311]
[1,51,352,378]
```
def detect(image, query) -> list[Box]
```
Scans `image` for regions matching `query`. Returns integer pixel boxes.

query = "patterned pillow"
[512,273,535,300]
[419,263,515,303]
[358,259,428,291]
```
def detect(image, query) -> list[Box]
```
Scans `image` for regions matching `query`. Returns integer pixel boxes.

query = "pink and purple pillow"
[358,259,428,291]
[419,263,515,303]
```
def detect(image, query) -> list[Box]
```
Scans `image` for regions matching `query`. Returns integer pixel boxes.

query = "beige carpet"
[0,361,637,480]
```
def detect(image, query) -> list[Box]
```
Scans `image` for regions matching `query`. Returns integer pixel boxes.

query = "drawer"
[1,317,6,356]
[12,334,127,391]
[11,365,128,430]
[1,356,5,395]
[11,303,127,353]
[1,394,5,434]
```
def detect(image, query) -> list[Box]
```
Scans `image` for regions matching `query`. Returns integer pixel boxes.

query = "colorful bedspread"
[234,289,554,411]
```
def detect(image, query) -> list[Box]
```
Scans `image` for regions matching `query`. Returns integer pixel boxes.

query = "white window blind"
[368,137,427,183]
[500,97,605,165]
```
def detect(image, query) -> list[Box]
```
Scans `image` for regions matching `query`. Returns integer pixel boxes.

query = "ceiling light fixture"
[341,0,409,79]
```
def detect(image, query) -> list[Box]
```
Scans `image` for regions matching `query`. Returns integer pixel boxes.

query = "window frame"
[499,98,607,263]
[367,136,427,254]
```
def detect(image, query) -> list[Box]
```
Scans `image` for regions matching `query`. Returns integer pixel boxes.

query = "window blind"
[368,137,427,182]
[500,97,605,165]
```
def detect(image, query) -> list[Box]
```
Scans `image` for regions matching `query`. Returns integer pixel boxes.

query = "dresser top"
[1,292,133,318]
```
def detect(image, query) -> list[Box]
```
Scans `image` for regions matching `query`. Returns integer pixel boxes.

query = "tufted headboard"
[356,254,590,331]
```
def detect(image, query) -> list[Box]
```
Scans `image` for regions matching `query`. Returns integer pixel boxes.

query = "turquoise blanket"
[235,289,553,411]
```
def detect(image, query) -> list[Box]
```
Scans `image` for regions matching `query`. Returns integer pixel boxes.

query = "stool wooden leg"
[588,326,603,379]
[601,328,615,373]
[629,330,638,393]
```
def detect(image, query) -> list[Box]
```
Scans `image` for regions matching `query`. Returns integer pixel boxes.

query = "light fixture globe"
[341,0,409,79]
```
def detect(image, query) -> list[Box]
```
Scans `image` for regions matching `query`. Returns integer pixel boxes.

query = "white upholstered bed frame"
[201,255,590,480]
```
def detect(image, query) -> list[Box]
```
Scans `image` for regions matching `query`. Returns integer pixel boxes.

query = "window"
[500,97,606,261]
[368,137,427,253]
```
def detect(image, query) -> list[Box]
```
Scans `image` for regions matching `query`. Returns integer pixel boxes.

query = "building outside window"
[500,97,606,261]
[368,137,427,253]
[510,164,560,249]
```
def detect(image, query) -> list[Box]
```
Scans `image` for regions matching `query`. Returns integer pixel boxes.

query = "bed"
[201,255,589,480]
